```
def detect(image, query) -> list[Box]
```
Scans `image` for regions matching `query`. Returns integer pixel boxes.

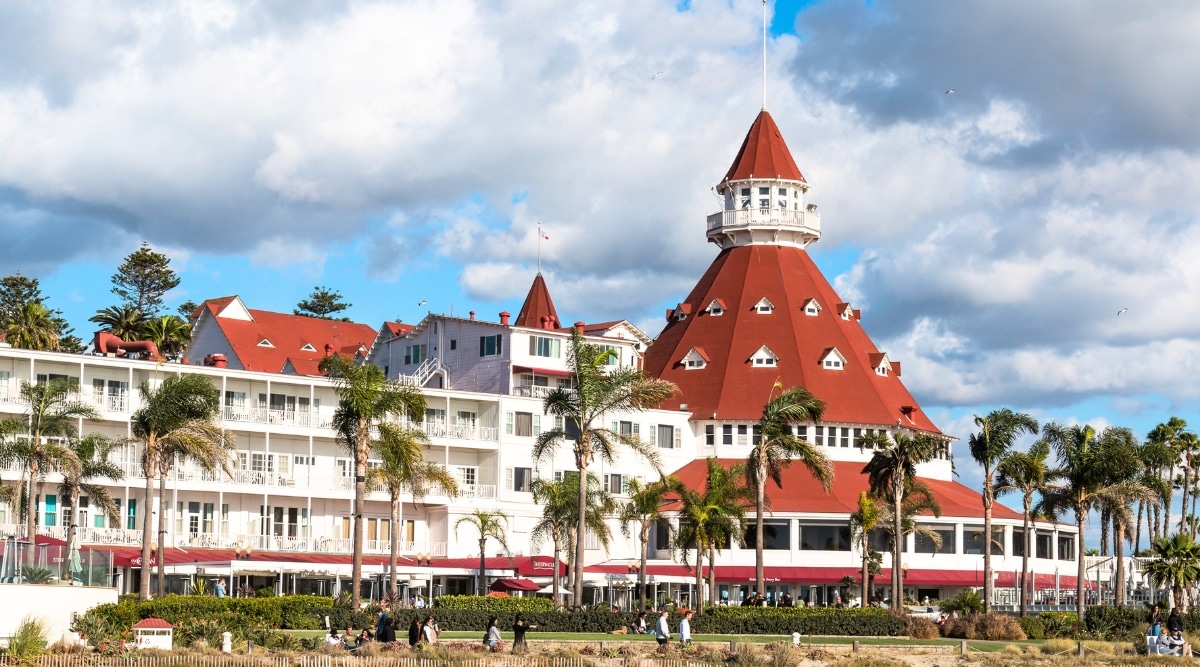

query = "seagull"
[417,300,427,307]
[1117,308,1128,316]
[945,88,956,94]
[651,71,664,79]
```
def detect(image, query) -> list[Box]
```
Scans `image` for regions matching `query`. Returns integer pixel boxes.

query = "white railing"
[512,385,556,398]
[395,358,439,387]
[452,484,497,500]
[412,421,499,442]
[221,406,333,429]
[706,207,821,235]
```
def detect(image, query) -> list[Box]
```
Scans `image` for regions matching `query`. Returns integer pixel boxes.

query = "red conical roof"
[722,110,806,184]
[514,273,561,330]
[643,244,939,433]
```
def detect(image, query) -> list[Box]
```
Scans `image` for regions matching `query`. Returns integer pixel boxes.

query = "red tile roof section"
[668,459,1022,520]
[722,110,806,184]
[514,273,562,330]
[200,303,378,376]
[133,619,174,629]
[643,244,941,431]
[384,321,414,338]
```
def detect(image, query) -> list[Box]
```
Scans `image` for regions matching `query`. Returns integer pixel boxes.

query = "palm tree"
[995,438,1058,617]
[1089,428,1151,607]
[365,428,458,595]
[454,509,510,596]
[1137,437,1174,550]
[1144,532,1200,611]
[58,433,123,584]
[1,379,97,540]
[969,408,1038,613]
[88,305,149,341]
[618,476,682,610]
[746,386,832,598]
[130,373,230,600]
[142,316,192,360]
[4,302,61,351]
[1041,423,1148,623]
[1178,431,1200,537]
[534,329,677,603]
[860,430,940,608]
[532,473,614,604]
[674,459,750,609]
[1146,418,1188,538]
[319,355,426,608]
[849,491,880,606]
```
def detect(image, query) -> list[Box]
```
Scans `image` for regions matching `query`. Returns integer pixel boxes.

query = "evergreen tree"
[177,300,199,318]
[0,274,82,351]
[110,243,181,316]
[294,286,351,320]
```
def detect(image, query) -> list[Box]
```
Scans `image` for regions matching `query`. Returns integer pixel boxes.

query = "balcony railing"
[706,208,821,235]
[412,421,499,442]
[512,385,556,399]
[222,406,333,429]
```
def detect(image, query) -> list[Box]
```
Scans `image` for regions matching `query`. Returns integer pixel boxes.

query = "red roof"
[643,244,940,432]
[383,321,413,338]
[514,273,561,330]
[666,459,1022,521]
[133,619,174,629]
[722,110,806,184]
[192,297,378,376]
[491,578,542,592]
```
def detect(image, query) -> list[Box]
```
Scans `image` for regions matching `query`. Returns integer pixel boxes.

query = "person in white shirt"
[325,629,343,647]
[654,611,671,649]
[679,611,693,644]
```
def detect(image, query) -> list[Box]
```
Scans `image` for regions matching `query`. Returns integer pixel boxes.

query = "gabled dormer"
[681,347,710,370]
[300,342,317,352]
[753,297,775,314]
[666,303,693,322]
[802,298,822,316]
[749,345,779,367]
[818,347,847,370]
[868,352,892,377]
[257,338,274,348]
[705,299,727,316]
[836,303,858,321]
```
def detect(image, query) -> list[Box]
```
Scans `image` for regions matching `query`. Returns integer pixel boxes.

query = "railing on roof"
[706,207,821,235]
[396,358,439,387]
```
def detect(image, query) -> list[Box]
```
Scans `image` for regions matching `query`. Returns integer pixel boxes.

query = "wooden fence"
[0,657,724,667]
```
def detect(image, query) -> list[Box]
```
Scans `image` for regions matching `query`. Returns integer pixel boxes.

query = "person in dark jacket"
[408,616,423,647]
[377,617,396,644]
[1168,607,1184,634]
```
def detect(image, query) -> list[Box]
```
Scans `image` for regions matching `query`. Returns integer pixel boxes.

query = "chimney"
[499,311,510,326]
[574,321,586,331]
[469,311,476,321]
[324,343,334,356]
[540,315,549,329]
[209,354,228,369]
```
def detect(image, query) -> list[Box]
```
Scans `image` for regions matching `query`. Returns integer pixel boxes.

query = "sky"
[2,0,1199,544]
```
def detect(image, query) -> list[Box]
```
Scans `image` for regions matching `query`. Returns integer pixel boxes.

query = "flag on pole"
[539,229,550,240]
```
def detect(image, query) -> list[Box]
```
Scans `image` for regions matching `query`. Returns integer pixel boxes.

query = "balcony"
[706,207,821,234]
[412,421,498,442]
[513,385,556,399]
[222,406,333,429]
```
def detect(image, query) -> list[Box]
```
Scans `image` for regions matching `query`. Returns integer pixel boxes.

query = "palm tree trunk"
[63,494,75,585]
[639,523,650,611]
[156,469,167,596]
[139,446,155,600]
[1020,496,1032,617]
[1114,516,1127,606]
[389,494,400,595]
[861,532,870,607]
[25,457,38,541]
[352,426,367,608]
[478,537,486,596]
[574,447,590,606]
[708,544,717,608]
[1181,461,1191,535]
[1099,509,1110,557]
[982,468,993,613]
[892,479,904,608]
[1135,501,1143,555]
[755,474,766,598]
[1076,508,1087,625]
[552,536,561,608]
[693,544,703,609]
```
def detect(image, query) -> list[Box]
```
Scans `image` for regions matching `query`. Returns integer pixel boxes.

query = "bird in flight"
[418,300,427,307]
[651,71,665,79]
[945,88,956,94]
[1117,308,1128,316]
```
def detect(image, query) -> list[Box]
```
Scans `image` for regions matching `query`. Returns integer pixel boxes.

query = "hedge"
[433,596,554,612]
[79,595,337,632]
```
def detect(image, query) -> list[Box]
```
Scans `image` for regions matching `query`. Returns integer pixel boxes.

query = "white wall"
[0,585,117,647]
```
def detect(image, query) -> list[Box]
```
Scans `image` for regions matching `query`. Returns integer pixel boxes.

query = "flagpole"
[537,222,542,273]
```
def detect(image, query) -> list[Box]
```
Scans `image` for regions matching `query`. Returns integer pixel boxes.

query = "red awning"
[711,566,863,584]
[491,578,542,592]
[512,366,573,378]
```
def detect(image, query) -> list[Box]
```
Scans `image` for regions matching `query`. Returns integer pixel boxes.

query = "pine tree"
[0,274,82,352]
[177,300,198,318]
[110,243,181,316]
[294,286,351,320]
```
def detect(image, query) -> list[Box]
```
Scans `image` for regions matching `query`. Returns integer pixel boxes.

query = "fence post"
[729,641,737,653]
[960,640,968,655]
[852,640,860,653]
[1077,641,1085,657]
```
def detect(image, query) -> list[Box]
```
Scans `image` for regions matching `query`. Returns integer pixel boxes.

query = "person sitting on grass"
[343,627,356,649]
[484,616,502,651]
[1162,629,1186,656]
[629,611,648,634]
[358,628,372,646]
[325,629,343,648]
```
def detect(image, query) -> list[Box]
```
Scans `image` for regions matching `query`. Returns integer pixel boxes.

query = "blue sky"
[3,1,1200,546]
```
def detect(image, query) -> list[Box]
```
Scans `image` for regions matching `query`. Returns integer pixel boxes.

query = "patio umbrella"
[68,547,83,584]
[537,584,572,595]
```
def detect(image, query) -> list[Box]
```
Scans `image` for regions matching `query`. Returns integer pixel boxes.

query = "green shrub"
[940,613,1025,641]
[7,615,49,662]
[19,567,54,584]
[76,594,335,633]
[939,590,983,615]
[433,595,555,612]
[1039,611,1079,638]
[255,587,275,598]
[1017,616,1045,640]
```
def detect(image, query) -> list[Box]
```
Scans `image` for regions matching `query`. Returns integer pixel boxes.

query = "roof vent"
[500,311,511,325]
[469,311,476,321]
[574,321,586,329]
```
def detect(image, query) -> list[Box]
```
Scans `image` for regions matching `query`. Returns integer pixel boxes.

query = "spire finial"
[762,0,768,110]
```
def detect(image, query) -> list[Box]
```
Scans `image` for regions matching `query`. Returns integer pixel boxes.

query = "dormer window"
[257,339,274,348]
[682,347,709,370]
[754,297,775,314]
[803,298,822,316]
[300,343,316,352]
[750,345,779,367]
[837,303,854,320]
[705,299,726,317]
[670,303,692,322]
[819,347,847,370]
[868,352,892,377]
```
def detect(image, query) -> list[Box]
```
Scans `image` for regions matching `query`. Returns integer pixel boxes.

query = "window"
[752,425,762,445]
[750,346,779,367]
[220,504,229,535]
[964,526,1004,555]
[744,521,790,550]
[530,336,562,358]
[455,467,477,487]
[759,187,770,195]
[514,412,535,437]
[797,425,808,442]
[803,299,821,316]
[449,339,457,351]
[800,524,851,551]
[1058,535,1076,561]
[759,198,770,208]
[479,334,502,357]
[654,520,671,550]
[705,425,714,445]
[683,347,708,369]
[778,187,787,196]
[44,494,57,527]
[820,348,846,370]
[737,424,748,445]
[127,498,137,530]
[813,426,824,446]
[722,424,733,445]
[203,503,214,534]
[404,344,427,365]
[300,343,316,352]
[651,424,679,449]
[257,339,274,347]
[913,525,955,554]
[606,474,630,495]
[840,427,850,448]
[611,421,640,439]
[1013,529,1027,558]
[753,297,775,314]
[706,300,725,316]
[506,467,533,492]
[1036,533,1053,559]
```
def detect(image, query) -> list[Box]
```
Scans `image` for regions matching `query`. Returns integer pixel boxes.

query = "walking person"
[426,613,441,640]
[484,616,502,651]
[408,616,423,647]
[679,610,693,644]
[214,578,226,598]
[422,615,438,644]
[512,613,536,654]
[654,610,671,651]
[379,617,397,644]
